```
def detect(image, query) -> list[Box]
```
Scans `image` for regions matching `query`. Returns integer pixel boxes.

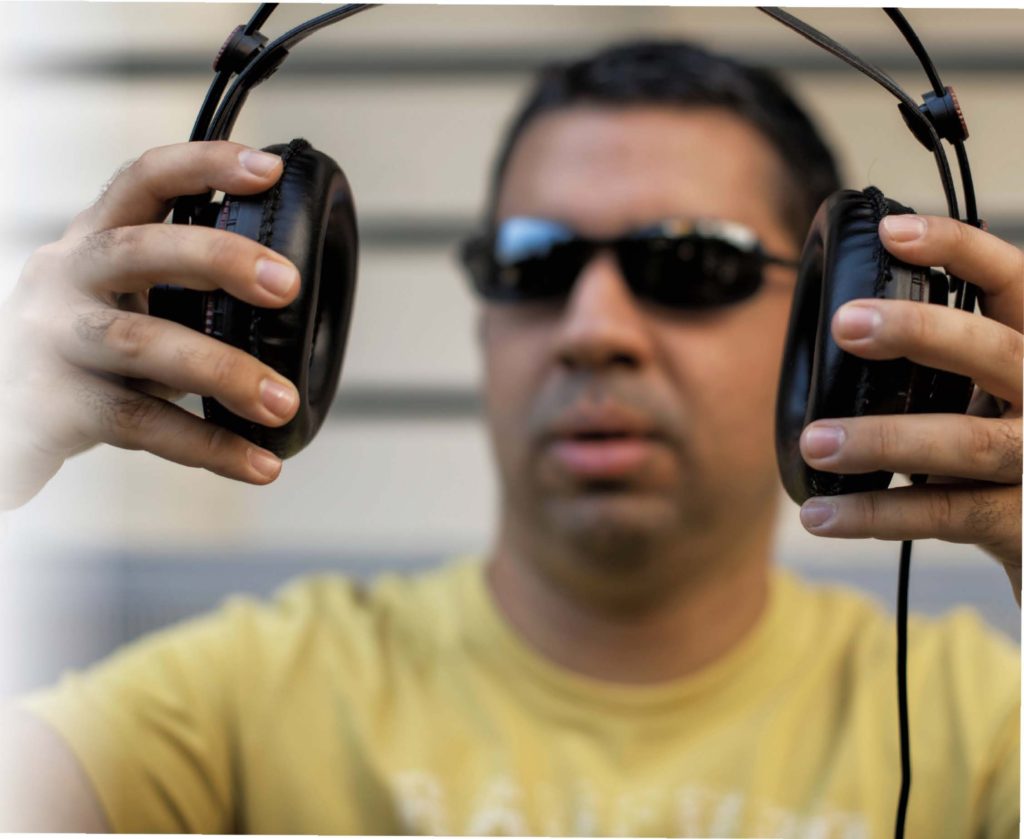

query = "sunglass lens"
[620,236,763,308]
[475,218,585,301]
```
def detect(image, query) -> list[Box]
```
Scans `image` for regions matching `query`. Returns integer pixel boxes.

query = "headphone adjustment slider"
[214,25,270,74]
[898,86,969,150]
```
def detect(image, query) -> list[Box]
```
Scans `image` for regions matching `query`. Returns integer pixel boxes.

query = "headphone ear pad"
[775,187,958,505]
[206,138,358,458]
[150,138,358,459]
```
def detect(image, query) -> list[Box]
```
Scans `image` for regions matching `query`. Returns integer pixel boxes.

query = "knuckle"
[925,489,956,528]
[858,491,883,528]
[74,226,140,264]
[97,158,135,201]
[947,218,971,252]
[872,420,899,463]
[132,148,163,182]
[22,242,63,278]
[73,308,121,346]
[204,232,248,279]
[208,347,244,393]
[964,488,1002,542]
[209,140,240,159]
[965,418,1021,481]
[108,392,166,438]
[997,326,1023,371]
[967,420,998,465]
[900,301,932,348]
[194,140,237,177]
[201,421,235,459]
[99,311,153,361]
[995,420,1023,478]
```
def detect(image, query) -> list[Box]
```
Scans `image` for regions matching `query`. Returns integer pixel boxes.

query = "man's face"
[481,105,802,582]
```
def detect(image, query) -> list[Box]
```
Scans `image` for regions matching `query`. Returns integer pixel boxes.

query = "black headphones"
[149,5,979,474]
[147,8,982,835]
[149,4,371,459]
[768,8,979,505]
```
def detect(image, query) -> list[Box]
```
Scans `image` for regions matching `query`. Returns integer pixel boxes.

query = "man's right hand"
[0,141,303,510]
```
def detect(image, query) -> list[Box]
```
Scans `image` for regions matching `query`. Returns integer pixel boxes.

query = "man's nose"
[554,250,656,371]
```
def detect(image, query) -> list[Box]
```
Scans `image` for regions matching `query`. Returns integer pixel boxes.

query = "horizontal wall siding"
[2,3,1021,566]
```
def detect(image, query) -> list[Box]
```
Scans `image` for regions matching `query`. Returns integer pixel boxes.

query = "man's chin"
[540,490,681,565]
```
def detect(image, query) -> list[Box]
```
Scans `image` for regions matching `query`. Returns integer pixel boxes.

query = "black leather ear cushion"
[148,138,358,459]
[776,187,927,504]
[203,138,359,458]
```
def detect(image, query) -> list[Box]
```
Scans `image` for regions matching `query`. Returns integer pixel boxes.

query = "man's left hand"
[797,214,1023,605]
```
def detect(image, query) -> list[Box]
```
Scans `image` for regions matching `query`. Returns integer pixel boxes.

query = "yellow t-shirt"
[20,558,1020,837]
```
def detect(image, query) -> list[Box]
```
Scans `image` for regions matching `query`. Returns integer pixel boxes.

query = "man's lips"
[546,435,662,480]
[540,408,669,481]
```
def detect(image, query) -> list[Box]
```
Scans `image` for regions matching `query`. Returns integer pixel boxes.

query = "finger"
[72,371,284,484]
[832,299,1023,408]
[126,378,188,403]
[65,142,284,238]
[798,484,1021,553]
[801,414,1022,485]
[66,223,299,306]
[53,307,299,428]
[879,214,1024,332]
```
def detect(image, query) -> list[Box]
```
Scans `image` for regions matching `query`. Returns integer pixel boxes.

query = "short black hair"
[488,40,842,245]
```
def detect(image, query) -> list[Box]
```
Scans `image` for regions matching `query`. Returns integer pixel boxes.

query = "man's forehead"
[494,104,790,241]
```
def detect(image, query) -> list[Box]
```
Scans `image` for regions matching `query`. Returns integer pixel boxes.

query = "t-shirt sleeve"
[16,600,249,833]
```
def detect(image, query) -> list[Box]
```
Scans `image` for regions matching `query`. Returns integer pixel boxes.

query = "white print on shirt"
[391,770,452,835]
[389,769,869,837]
[464,775,528,835]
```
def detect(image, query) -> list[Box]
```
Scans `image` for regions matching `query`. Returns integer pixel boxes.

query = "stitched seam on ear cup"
[870,187,920,418]
[844,188,889,428]
[864,186,891,297]
[241,138,311,447]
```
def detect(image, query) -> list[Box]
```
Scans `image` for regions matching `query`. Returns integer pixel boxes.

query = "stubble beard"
[501,471,729,616]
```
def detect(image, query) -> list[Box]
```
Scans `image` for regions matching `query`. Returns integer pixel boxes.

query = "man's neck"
[485,522,775,685]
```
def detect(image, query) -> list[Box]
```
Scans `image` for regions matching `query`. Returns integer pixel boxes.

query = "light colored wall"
[2,4,1021,581]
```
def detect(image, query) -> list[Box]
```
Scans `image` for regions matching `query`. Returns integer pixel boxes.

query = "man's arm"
[0,706,110,831]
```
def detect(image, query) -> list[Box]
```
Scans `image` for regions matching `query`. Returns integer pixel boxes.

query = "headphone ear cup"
[150,138,358,459]
[775,187,970,504]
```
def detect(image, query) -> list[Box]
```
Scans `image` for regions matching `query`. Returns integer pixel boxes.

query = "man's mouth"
[543,412,666,481]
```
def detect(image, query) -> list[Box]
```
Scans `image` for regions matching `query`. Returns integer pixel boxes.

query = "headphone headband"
[758,7,974,227]
[174,3,377,227]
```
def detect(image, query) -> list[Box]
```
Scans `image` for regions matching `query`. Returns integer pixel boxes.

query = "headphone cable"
[895,537,913,839]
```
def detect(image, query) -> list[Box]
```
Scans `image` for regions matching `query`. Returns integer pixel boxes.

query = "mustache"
[526,372,687,448]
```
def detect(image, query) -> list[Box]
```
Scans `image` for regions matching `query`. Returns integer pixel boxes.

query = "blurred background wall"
[1,3,1021,696]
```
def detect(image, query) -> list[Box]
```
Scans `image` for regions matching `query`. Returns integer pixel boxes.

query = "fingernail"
[239,149,280,177]
[248,447,282,479]
[260,378,298,418]
[803,424,845,459]
[256,259,298,297]
[835,304,881,340]
[881,214,927,242]
[800,499,837,529]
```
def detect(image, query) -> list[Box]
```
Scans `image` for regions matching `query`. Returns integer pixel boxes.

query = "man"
[1,39,1021,837]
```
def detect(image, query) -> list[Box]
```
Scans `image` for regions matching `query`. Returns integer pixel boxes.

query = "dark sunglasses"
[460,217,800,310]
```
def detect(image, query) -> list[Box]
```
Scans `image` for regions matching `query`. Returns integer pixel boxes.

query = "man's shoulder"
[212,556,480,674]
[261,555,478,627]
[780,569,1020,719]
[782,568,1019,660]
